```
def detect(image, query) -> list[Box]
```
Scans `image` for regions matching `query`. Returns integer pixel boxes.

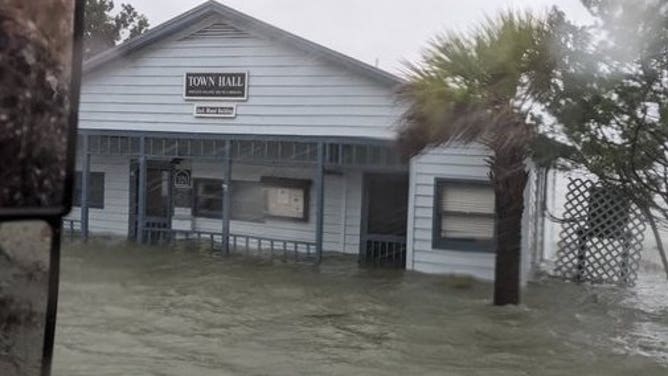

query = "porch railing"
[360,235,406,268]
[227,233,316,261]
[140,227,317,262]
[61,219,81,240]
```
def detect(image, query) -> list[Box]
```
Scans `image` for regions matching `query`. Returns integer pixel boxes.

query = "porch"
[67,130,409,265]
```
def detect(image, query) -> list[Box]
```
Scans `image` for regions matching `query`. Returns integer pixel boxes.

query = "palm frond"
[398,10,555,158]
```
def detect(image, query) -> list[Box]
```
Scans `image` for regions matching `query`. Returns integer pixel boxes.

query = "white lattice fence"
[554,179,646,286]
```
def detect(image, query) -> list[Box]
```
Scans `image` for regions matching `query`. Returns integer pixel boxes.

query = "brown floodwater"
[53,240,668,376]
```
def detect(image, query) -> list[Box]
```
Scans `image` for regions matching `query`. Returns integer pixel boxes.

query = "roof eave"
[82,0,404,87]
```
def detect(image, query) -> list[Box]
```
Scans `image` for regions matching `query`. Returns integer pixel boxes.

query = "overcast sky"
[128,0,592,74]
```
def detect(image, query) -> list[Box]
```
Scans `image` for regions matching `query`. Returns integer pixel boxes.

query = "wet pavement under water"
[53,241,668,376]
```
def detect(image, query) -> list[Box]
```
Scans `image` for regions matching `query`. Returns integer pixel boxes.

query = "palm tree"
[398,12,555,305]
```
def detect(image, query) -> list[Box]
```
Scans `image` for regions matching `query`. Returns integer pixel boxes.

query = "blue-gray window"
[73,171,105,209]
[433,179,495,252]
[192,179,265,221]
[193,178,223,219]
[230,181,264,222]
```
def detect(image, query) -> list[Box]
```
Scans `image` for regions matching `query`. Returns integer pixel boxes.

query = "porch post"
[80,135,90,241]
[137,136,147,244]
[315,142,325,264]
[222,139,232,253]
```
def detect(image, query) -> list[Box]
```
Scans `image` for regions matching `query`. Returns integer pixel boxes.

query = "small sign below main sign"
[184,72,248,100]
[193,103,237,118]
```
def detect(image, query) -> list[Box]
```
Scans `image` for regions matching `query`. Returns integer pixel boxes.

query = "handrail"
[361,235,406,268]
[140,227,317,262]
[61,219,82,241]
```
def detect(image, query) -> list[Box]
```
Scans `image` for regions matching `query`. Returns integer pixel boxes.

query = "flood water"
[53,241,668,376]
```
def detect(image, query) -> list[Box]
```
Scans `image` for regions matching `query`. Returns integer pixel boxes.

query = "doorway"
[360,173,409,268]
[129,160,174,243]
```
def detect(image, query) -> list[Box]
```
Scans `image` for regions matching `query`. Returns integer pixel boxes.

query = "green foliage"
[397,12,558,305]
[545,0,668,220]
[83,0,149,59]
[397,11,555,159]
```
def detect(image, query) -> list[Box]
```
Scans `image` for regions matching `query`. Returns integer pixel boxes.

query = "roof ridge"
[83,0,404,86]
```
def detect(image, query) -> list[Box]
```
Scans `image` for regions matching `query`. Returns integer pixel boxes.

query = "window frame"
[192,177,223,219]
[432,178,496,252]
[260,176,311,222]
[73,171,105,209]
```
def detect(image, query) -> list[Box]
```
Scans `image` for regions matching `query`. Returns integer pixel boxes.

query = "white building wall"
[66,157,365,253]
[174,161,362,253]
[406,145,539,283]
[79,16,402,139]
[406,145,495,280]
[63,147,382,258]
[66,154,130,236]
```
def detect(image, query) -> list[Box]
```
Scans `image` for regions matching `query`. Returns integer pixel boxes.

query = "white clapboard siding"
[81,93,396,107]
[69,157,364,252]
[407,145,540,283]
[82,84,391,97]
[187,161,360,252]
[406,145,496,280]
[80,18,402,139]
[79,102,402,117]
[67,155,130,236]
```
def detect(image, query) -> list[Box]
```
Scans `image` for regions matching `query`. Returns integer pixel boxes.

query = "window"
[193,177,310,221]
[73,171,105,209]
[230,181,264,222]
[261,177,310,222]
[433,179,495,251]
[193,178,223,218]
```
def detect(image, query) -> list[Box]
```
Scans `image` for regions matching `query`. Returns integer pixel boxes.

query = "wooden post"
[137,136,147,244]
[80,135,90,241]
[491,156,528,306]
[222,140,232,253]
[315,142,325,264]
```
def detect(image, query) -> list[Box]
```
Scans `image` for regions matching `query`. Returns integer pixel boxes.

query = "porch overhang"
[77,129,407,172]
[74,129,408,264]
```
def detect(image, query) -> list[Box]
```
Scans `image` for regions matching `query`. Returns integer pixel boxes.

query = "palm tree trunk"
[491,153,528,306]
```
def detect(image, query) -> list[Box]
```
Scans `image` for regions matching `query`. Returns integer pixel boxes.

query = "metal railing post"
[222,139,232,253]
[315,142,325,264]
[81,135,90,241]
[137,136,147,244]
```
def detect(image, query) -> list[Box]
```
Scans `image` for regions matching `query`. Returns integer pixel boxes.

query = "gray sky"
[128,0,592,74]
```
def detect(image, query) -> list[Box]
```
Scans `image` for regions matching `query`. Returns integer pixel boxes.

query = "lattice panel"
[554,179,646,286]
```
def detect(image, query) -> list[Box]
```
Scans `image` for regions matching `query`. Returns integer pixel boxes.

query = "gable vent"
[181,22,250,40]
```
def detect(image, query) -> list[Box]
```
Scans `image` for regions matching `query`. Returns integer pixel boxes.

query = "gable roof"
[83,0,403,87]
